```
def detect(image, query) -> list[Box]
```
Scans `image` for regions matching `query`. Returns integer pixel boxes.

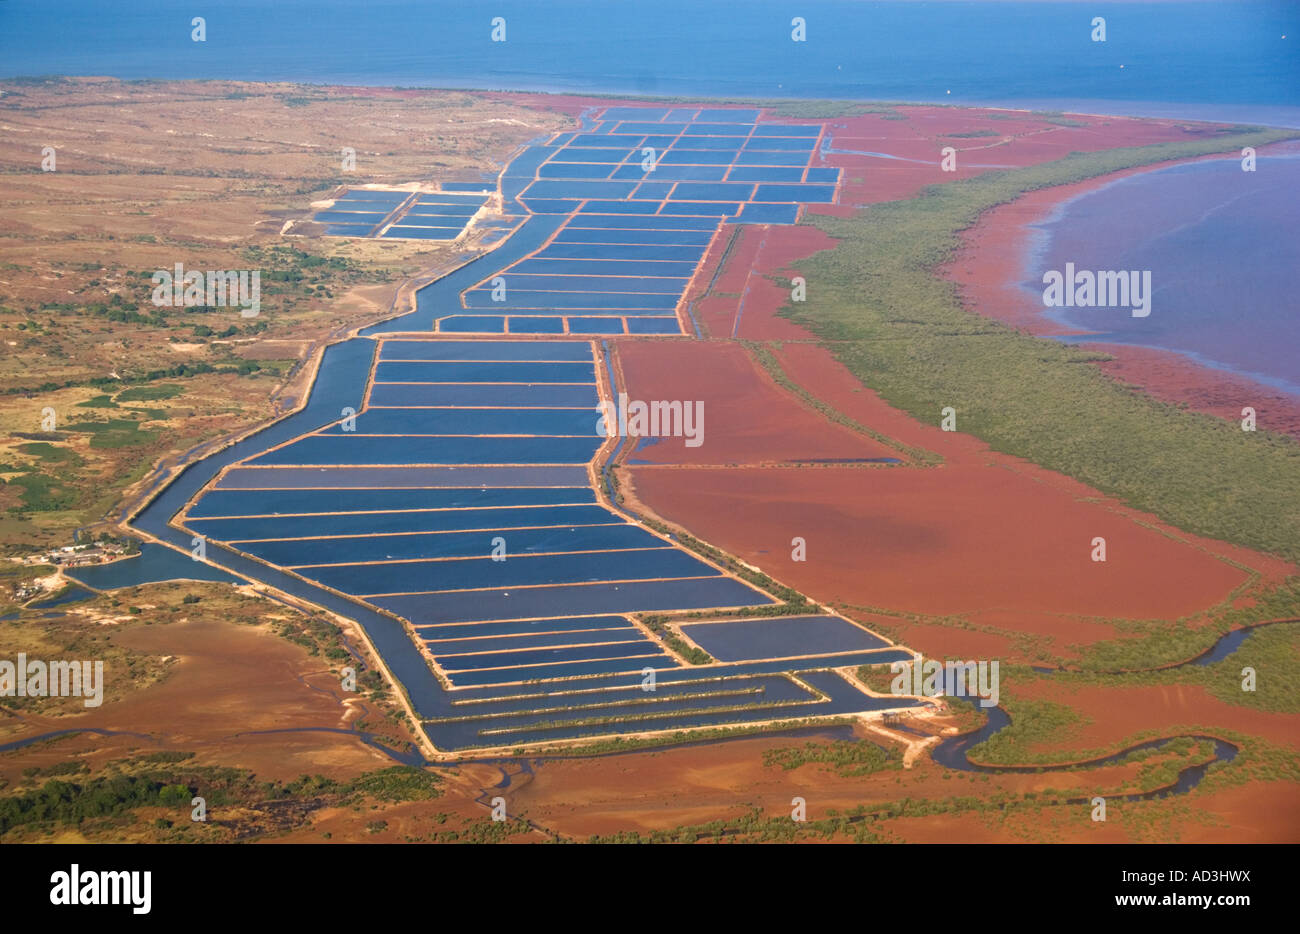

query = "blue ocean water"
[1,0,1297,124]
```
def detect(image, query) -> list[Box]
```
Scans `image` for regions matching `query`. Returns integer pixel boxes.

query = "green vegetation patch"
[638,616,712,663]
[75,395,119,409]
[6,472,77,512]
[967,699,1089,765]
[0,756,443,840]
[115,383,183,402]
[763,739,901,776]
[344,766,442,802]
[0,774,190,835]
[60,418,159,449]
[1072,577,1300,672]
[15,442,83,466]
[1200,622,1300,713]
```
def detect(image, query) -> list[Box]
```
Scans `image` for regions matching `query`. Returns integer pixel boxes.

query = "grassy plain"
[0,77,565,549]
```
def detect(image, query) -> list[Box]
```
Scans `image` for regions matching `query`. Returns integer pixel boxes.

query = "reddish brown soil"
[708,224,766,295]
[880,778,1298,843]
[772,341,992,464]
[684,223,838,340]
[505,721,1273,842]
[1009,680,1299,753]
[774,339,1295,578]
[0,616,404,786]
[1174,783,1300,843]
[617,334,1292,661]
[613,340,897,465]
[879,624,1019,662]
[963,610,1130,651]
[1086,343,1300,438]
[505,727,1003,838]
[732,226,844,340]
[626,465,1252,624]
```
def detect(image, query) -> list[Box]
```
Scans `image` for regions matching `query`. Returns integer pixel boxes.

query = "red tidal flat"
[1009,679,1300,753]
[627,464,1253,623]
[615,340,896,465]
[619,336,1292,649]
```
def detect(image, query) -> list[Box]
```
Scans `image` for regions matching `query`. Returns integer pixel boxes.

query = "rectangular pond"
[374,360,596,384]
[379,339,592,362]
[244,434,604,467]
[187,485,595,518]
[415,614,635,640]
[318,407,600,435]
[373,575,773,625]
[335,547,714,596]
[255,523,663,567]
[368,384,600,407]
[680,615,891,662]
[190,503,623,541]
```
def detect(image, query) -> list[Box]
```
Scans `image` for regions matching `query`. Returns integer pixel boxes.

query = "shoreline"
[946,147,1300,439]
[13,75,1300,130]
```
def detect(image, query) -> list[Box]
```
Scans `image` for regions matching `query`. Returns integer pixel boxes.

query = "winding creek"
[931,702,1239,801]
[0,704,1239,812]
[919,622,1297,796]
